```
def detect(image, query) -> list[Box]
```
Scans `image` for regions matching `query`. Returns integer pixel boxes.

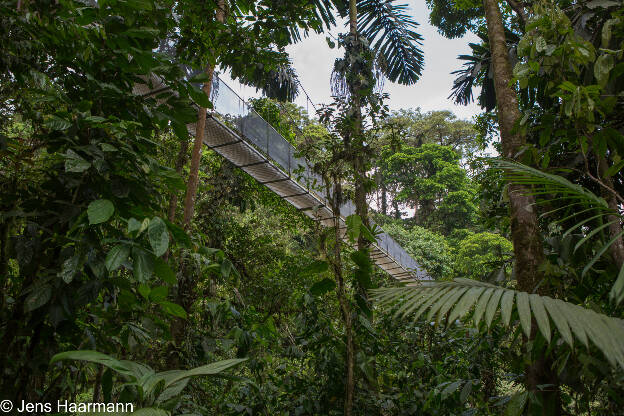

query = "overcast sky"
[223,0,481,121]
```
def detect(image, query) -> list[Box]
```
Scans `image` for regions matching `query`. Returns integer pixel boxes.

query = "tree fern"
[371,279,624,368]
[489,159,624,305]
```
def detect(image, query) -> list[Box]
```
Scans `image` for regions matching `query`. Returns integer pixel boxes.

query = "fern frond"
[488,159,609,210]
[489,159,624,304]
[371,279,624,368]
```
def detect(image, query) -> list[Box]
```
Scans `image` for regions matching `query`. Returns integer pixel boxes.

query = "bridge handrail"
[209,74,427,279]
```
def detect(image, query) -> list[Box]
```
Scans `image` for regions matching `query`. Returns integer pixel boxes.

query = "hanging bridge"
[136,73,429,281]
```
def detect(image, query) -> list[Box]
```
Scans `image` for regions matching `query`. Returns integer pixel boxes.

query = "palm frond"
[489,159,624,303]
[238,62,300,102]
[449,30,518,112]
[371,279,624,368]
[313,0,338,31]
[448,34,495,110]
[357,0,424,85]
[489,159,609,209]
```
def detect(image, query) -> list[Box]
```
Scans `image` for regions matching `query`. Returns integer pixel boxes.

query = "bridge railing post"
[266,117,270,157]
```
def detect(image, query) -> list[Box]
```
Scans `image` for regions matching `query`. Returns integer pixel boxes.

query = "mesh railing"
[209,74,425,279]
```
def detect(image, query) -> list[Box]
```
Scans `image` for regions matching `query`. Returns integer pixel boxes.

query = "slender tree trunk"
[381,181,387,216]
[168,139,189,223]
[182,0,225,230]
[169,0,226,366]
[347,0,368,235]
[483,0,559,414]
[164,137,189,261]
[92,365,103,402]
[329,181,355,416]
[393,200,400,219]
[346,0,380,404]
[347,0,371,293]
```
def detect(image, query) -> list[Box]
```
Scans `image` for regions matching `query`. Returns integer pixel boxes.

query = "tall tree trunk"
[597,155,624,268]
[347,0,368,233]
[393,200,400,219]
[381,179,387,216]
[182,0,226,230]
[328,181,355,416]
[482,0,559,414]
[347,0,371,291]
[169,0,226,366]
[346,0,379,406]
[164,138,189,261]
[168,139,189,223]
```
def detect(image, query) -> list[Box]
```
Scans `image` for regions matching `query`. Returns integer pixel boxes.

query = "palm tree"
[328,1,425,414]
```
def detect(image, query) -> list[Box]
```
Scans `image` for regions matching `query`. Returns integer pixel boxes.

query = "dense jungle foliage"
[1,0,624,415]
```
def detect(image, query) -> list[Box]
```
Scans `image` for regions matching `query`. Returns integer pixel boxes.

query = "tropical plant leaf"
[105,244,131,272]
[88,199,115,225]
[51,351,247,405]
[371,279,624,368]
[489,159,624,301]
[161,358,247,387]
[610,265,624,305]
[488,159,609,209]
[505,391,528,416]
[530,294,551,343]
[310,278,336,296]
[148,217,169,257]
[24,283,52,313]
[356,0,424,85]
[50,350,134,378]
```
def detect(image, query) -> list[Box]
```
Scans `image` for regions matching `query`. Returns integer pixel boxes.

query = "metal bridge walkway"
[194,75,428,281]
[135,72,428,281]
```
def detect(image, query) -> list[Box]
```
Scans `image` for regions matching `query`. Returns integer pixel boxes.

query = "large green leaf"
[148,217,169,257]
[610,265,624,305]
[88,199,115,224]
[50,350,135,378]
[302,260,329,275]
[105,244,131,271]
[24,284,52,313]
[490,159,624,304]
[505,391,528,416]
[50,351,245,406]
[161,358,247,387]
[133,248,154,282]
[153,257,176,284]
[60,254,80,283]
[371,279,624,368]
[310,278,336,296]
[530,294,550,343]
[65,149,91,172]
[159,301,187,318]
[356,0,424,85]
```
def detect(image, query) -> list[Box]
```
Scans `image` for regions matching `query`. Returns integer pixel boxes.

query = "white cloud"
[223,0,482,121]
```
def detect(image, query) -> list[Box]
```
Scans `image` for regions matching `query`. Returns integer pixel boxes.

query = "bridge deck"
[135,73,428,281]
[201,75,428,281]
